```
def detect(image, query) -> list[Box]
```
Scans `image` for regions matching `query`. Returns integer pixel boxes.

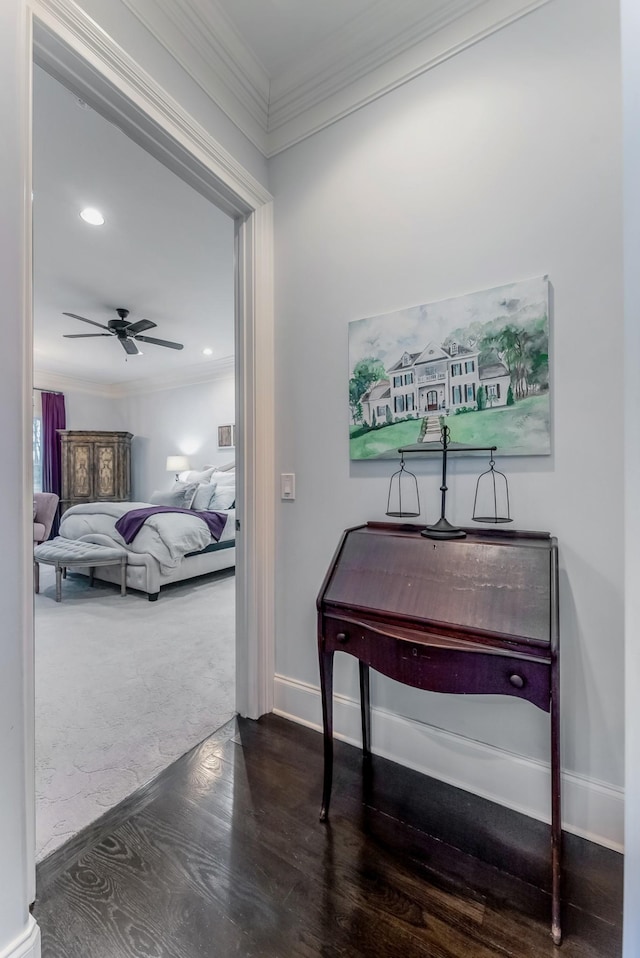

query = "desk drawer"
[396,641,550,711]
[323,619,385,660]
[321,619,551,712]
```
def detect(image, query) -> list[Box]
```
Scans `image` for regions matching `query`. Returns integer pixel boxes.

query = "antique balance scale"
[386,422,511,535]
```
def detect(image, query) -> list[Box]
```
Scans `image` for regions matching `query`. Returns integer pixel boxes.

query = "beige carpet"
[35,564,235,861]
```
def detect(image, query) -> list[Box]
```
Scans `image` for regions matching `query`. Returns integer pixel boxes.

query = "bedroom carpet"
[35,564,235,861]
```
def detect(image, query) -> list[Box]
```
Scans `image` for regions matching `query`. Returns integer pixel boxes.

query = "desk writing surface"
[322,524,552,646]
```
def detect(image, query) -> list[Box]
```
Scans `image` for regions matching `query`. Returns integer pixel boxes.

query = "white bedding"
[59,501,235,574]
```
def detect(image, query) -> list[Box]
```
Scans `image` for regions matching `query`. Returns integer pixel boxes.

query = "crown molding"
[105,0,553,158]
[268,0,486,129]
[116,355,235,396]
[34,356,235,398]
[120,0,270,154]
[34,369,119,398]
[266,0,554,155]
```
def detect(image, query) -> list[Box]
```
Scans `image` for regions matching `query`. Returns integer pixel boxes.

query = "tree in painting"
[349,357,387,425]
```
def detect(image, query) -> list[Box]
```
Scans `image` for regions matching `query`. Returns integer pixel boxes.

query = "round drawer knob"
[509,673,525,689]
[336,632,349,644]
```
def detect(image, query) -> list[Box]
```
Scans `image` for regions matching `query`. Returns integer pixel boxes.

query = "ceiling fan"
[62,308,184,355]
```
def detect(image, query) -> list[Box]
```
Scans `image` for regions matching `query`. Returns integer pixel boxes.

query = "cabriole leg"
[359,661,371,759]
[551,680,562,945]
[319,647,334,822]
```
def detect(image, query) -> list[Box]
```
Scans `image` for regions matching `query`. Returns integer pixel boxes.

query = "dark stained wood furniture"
[317,521,561,944]
[59,429,132,514]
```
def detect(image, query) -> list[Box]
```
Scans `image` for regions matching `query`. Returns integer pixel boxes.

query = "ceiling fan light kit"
[62,307,184,356]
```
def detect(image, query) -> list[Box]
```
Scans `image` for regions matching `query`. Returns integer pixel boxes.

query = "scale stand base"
[421,517,466,540]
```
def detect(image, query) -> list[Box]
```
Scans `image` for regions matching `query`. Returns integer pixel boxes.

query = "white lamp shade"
[166,455,189,473]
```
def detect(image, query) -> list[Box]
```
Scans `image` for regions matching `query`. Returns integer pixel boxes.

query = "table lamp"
[166,455,189,481]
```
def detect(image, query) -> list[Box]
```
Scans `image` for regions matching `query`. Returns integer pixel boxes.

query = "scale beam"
[397,426,506,539]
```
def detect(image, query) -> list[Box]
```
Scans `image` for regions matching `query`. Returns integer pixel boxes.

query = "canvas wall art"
[348,276,550,459]
[218,424,235,448]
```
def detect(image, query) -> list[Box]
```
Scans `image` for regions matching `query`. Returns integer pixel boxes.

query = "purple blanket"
[115,506,227,545]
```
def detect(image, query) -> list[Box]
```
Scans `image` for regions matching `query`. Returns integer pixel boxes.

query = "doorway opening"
[32,62,240,859]
[24,3,275,895]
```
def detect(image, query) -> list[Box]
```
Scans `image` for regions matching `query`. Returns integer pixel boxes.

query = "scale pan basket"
[386,456,420,518]
[472,458,512,524]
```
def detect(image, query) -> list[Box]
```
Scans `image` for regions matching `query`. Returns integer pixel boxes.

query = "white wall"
[123,375,235,498]
[622,0,640,951]
[62,390,124,431]
[33,385,125,432]
[270,0,624,844]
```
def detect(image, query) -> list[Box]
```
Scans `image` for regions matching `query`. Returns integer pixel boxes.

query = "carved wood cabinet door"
[59,430,132,513]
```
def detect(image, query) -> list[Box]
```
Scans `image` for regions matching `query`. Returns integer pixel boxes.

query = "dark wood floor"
[34,714,622,957]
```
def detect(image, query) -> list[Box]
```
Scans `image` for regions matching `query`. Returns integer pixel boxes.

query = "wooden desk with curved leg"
[317,522,561,944]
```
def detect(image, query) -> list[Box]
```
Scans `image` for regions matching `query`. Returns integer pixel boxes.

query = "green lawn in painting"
[445,395,549,454]
[349,394,550,459]
[349,419,423,459]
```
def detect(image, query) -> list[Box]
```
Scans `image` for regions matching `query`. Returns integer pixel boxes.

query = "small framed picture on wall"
[218,424,235,448]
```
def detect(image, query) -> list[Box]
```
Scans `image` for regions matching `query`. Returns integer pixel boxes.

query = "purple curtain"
[41,391,66,538]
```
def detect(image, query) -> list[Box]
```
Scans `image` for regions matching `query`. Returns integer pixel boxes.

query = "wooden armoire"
[59,430,133,514]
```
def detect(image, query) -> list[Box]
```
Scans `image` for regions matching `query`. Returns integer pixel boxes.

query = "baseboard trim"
[273,673,624,853]
[0,918,40,958]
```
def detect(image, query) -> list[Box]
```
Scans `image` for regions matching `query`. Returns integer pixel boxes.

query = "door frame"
[23,0,275,902]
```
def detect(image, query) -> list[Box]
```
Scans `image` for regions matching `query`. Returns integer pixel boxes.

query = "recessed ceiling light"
[202,347,213,356]
[80,207,104,226]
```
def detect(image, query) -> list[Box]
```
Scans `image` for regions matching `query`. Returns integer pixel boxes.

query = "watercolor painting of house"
[349,277,550,459]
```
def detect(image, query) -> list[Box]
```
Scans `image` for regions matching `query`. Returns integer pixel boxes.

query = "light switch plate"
[281,473,295,500]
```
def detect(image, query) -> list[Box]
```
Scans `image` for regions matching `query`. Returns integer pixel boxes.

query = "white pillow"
[191,482,218,511]
[149,481,199,509]
[209,473,235,510]
[177,466,216,484]
[204,461,235,473]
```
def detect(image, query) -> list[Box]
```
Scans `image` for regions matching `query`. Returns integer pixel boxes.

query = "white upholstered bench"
[34,538,128,602]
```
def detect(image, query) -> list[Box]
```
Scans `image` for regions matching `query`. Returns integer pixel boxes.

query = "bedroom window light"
[33,416,42,492]
[33,389,42,492]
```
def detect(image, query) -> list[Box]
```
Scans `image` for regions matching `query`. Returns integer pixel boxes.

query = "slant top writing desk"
[316,522,561,944]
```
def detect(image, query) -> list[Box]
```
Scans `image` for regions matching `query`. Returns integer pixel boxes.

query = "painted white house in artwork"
[360,342,511,425]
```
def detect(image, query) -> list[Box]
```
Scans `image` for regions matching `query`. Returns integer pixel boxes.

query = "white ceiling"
[32,65,235,387]
[214,0,380,76]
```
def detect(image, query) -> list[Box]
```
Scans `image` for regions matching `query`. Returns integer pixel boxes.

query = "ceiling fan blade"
[63,333,113,338]
[126,319,157,335]
[62,312,112,331]
[135,334,184,350]
[121,337,141,355]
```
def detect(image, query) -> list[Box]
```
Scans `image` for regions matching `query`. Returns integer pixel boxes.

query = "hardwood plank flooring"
[34,714,622,958]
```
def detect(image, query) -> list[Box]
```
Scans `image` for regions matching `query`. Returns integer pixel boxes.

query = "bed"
[57,465,236,599]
